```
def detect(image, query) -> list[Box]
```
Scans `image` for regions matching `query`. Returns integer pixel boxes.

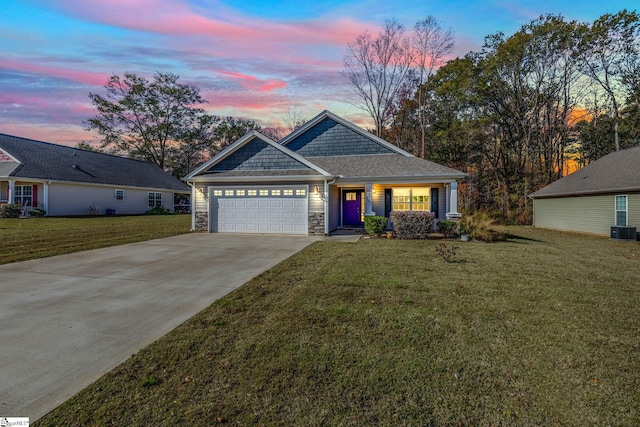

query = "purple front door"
[343,190,363,226]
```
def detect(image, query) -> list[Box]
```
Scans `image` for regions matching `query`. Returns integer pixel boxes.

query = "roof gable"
[281,111,411,157]
[0,134,189,192]
[186,131,331,178]
[529,145,640,198]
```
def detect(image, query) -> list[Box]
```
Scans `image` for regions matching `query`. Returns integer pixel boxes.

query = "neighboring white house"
[529,145,640,238]
[184,110,466,235]
[0,134,190,216]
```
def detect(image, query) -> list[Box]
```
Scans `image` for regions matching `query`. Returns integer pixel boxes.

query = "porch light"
[314,186,327,201]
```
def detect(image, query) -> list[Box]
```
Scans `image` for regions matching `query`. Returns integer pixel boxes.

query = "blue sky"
[0,0,636,145]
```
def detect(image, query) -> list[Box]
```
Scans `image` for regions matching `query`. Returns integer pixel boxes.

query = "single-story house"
[185,110,466,235]
[529,145,640,237]
[0,133,190,216]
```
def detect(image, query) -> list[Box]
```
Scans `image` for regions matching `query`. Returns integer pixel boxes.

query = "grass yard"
[37,227,639,426]
[0,215,191,265]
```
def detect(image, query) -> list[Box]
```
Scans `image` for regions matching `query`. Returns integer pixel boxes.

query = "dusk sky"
[1,0,636,146]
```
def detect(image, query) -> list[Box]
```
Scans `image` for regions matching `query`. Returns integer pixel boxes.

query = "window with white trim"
[148,192,162,208]
[615,195,628,226]
[13,185,33,206]
[392,188,430,212]
[115,189,124,201]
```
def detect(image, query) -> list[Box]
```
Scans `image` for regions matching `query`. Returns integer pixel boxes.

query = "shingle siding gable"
[284,117,393,156]
[206,138,311,172]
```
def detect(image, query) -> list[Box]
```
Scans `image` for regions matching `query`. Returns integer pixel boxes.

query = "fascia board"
[185,175,330,183]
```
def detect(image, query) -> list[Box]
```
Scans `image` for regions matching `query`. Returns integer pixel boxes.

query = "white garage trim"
[209,185,308,235]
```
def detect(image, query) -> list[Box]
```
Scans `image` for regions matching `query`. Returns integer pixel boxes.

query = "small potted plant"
[459,224,470,242]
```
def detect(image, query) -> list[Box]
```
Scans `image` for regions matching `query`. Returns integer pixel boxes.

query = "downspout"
[188,182,195,231]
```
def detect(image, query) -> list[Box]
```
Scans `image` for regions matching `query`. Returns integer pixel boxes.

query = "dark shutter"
[430,188,439,218]
[384,188,392,217]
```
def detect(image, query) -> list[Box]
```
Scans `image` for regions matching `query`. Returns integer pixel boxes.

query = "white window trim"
[115,189,124,201]
[148,192,162,208]
[392,187,431,212]
[615,195,628,226]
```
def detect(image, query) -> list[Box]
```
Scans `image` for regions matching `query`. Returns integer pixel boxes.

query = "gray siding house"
[0,134,190,216]
[185,110,466,235]
[529,145,640,237]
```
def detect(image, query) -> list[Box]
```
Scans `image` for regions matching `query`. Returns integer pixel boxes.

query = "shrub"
[29,208,46,217]
[459,212,506,242]
[146,206,171,215]
[435,243,459,262]
[0,204,23,218]
[390,211,435,239]
[364,216,388,236]
[437,219,460,238]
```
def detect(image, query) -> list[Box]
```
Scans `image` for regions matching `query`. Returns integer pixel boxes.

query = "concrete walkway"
[0,233,324,421]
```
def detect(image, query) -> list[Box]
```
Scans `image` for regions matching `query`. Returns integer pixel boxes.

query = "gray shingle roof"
[0,134,189,192]
[529,145,640,198]
[309,154,467,179]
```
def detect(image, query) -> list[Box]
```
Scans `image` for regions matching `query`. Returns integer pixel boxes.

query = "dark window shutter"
[430,188,439,218]
[384,188,392,217]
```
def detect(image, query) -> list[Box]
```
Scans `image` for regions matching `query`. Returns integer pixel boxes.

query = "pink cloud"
[46,0,368,49]
[215,71,287,92]
[0,123,91,147]
[0,60,109,86]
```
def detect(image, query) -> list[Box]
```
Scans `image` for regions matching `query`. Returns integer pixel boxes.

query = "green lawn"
[0,215,191,265]
[36,227,640,426]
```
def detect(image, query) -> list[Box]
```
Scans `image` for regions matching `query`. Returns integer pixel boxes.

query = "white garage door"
[209,186,309,235]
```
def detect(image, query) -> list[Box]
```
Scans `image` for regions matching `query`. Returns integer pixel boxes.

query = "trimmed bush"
[146,206,171,215]
[437,219,460,238]
[0,204,23,218]
[389,211,435,239]
[364,215,388,236]
[29,208,46,217]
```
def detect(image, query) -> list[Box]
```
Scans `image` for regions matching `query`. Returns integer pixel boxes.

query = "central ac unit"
[610,226,637,240]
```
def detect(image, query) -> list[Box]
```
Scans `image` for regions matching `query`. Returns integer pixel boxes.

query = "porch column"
[42,182,49,214]
[364,182,375,216]
[446,181,461,219]
[8,179,15,204]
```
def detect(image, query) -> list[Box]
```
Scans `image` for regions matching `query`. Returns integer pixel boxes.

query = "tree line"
[345,10,640,223]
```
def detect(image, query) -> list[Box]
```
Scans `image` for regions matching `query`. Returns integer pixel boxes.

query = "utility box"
[610,226,637,240]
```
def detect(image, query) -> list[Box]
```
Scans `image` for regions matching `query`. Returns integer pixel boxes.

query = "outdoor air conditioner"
[610,226,637,240]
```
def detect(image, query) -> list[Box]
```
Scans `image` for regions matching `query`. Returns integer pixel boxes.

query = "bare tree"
[282,107,307,135]
[578,10,640,151]
[344,19,413,137]
[412,16,454,158]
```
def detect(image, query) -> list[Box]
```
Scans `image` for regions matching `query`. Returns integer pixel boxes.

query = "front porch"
[326,181,460,233]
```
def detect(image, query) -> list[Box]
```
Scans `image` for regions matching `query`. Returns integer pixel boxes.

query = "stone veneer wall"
[194,212,208,231]
[308,212,325,235]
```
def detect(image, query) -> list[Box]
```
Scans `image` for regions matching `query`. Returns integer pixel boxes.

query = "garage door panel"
[211,187,308,235]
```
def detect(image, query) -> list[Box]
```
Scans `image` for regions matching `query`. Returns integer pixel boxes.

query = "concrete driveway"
[0,233,320,421]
